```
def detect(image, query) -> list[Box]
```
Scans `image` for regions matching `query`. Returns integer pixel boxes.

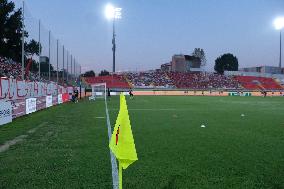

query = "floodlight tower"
[105,4,122,73]
[274,17,284,69]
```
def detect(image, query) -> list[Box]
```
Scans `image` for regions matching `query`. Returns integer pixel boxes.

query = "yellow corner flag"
[109,93,138,189]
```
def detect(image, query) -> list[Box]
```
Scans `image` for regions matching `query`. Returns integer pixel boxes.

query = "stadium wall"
[0,78,66,100]
[0,78,87,126]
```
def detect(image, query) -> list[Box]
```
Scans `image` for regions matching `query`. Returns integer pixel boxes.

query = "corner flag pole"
[119,163,122,189]
[109,93,138,189]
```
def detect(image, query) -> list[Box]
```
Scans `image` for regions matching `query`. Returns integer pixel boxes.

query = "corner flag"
[109,93,138,188]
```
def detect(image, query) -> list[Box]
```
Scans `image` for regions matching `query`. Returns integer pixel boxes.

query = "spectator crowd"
[125,71,240,89]
[0,56,22,79]
[167,72,240,89]
[0,56,41,81]
[2,55,283,90]
[125,72,175,88]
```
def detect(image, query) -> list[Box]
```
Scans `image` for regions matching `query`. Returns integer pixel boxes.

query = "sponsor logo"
[0,108,11,118]
[0,101,12,125]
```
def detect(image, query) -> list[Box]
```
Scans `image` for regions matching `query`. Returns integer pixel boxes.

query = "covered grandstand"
[83,71,284,91]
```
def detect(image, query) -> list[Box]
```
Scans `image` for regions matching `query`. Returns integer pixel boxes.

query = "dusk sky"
[15,0,284,73]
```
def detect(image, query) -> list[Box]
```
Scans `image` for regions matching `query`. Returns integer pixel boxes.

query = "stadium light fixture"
[105,4,115,20]
[274,17,284,30]
[104,3,122,73]
[105,4,122,20]
[274,17,284,68]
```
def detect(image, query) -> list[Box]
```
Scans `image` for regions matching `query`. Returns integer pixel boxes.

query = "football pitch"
[1,96,284,188]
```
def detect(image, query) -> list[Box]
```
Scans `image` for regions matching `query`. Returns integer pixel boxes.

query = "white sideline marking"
[0,122,48,153]
[105,100,119,189]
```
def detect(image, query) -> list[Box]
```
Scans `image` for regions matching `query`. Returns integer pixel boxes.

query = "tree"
[99,70,110,76]
[0,0,25,62]
[83,70,96,77]
[214,53,238,74]
[192,48,206,67]
[25,39,41,58]
[24,39,42,73]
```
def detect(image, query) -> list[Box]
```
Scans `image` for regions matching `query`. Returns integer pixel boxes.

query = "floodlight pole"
[48,30,51,81]
[21,1,25,80]
[112,18,116,73]
[38,20,41,80]
[63,45,65,85]
[70,55,72,80]
[106,5,121,73]
[66,51,69,83]
[280,30,282,68]
[74,57,76,78]
[56,39,59,84]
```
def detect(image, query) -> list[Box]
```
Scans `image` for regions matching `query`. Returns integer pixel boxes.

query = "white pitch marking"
[0,122,48,153]
[0,135,28,153]
[105,100,119,189]
[95,117,105,119]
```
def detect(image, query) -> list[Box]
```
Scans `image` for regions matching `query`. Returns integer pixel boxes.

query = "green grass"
[1,96,284,188]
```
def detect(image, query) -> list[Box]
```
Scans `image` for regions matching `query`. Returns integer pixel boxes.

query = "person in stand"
[129,89,134,99]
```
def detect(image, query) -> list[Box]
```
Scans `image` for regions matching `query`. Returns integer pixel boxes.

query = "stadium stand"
[0,56,22,79]
[3,56,282,91]
[85,71,283,90]
[276,78,284,87]
[125,72,174,88]
[235,76,283,90]
[84,75,130,88]
[0,56,40,81]
[124,71,240,89]
[167,72,240,89]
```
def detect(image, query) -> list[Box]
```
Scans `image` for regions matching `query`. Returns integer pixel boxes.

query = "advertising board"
[0,101,12,126]
[46,95,53,108]
[26,98,37,114]
[58,94,63,104]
